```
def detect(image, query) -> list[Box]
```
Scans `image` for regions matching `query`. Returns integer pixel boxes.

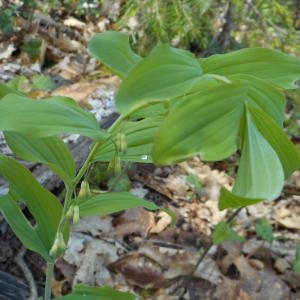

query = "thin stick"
[15,246,38,300]
[175,206,244,297]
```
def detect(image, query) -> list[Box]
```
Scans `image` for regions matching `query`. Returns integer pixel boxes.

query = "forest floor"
[1,2,300,300]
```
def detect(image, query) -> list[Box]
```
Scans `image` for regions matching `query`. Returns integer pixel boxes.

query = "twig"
[235,197,299,233]
[174,206,244,297]
[107,161,130,192]
[15,246,38,300]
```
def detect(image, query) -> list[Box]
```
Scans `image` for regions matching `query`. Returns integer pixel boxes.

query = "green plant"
[0,31,300,299]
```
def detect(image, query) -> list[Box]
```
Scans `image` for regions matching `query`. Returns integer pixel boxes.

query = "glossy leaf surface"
[115,44,203,113]
[54,284,141,300]
[0,94,110,141]
[198,48,300,89]
[4,132,76,186]
[89,31,142,79]
[94,116,163,163]
[0,154,68,262]
[152,83,248,165]
[79,192,176,227]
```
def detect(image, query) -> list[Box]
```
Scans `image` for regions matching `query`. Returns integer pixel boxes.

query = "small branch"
[107,162,130,192]
[15,246,38,300]
[235,197,299,233]
[174,206,244,297]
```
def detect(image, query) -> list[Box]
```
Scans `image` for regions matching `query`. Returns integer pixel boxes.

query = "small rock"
[274,258,289,274]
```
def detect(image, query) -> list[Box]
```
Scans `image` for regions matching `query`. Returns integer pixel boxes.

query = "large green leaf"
[233,107,284,199]
[89,32,142,79]
[115,44,203,113]
[0,94,110,141]
[152,83,248,165]
[198,48,300,89]
[79,192,176,227]
[94,116,163,163]
[4,132,76,186]
[0,154,68,262]
[249,106,300,179]
[54,284,141,300]
[229,74,285,126]
[129,75,220,119]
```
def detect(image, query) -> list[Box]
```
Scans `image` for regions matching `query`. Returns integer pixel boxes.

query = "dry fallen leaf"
[150,211,172,234]
[51,278,66,298]
[64,17,86,29]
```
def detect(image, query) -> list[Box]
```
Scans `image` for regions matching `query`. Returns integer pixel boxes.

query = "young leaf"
[152,83,248,165]
[94,116,163,163]
[186,173,202,194]
[115,44,203,113]
[255,217,274,242]
[198,48,300,89]
[21,39,42,60]
[0,154,69,262]
[212,222,228,245]
[54,284,141,300]
[89,31,142,79]
[5,75,32,94]
[79,192,176,227]
[0,94,110,141]
[4,132,76,186]
[0,11,13,34]
[227,229,245,242]
[107,173,131,192]
[31,74,55,90]
[0,82,23,98]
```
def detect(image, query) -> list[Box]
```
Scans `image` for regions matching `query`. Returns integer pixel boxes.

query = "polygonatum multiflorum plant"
[0,31,299,299]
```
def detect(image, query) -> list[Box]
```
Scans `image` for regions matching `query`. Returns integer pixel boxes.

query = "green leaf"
[248,106,300,179]
[0,12,13,34]
[219,187,263,211]
[21,39,42,60]
[152,83,248,165]
[79,192,177,227]
[129,75,219,119]
[227,229,245,243]
[294,243,300,278]
[115,44,203,113]
[54,284,141,300]
[198,48,300,89]
[94,116,163,163]
[212,222,228,245]
[229,74,285,126]
[255,217,274,242]
[5,75,32,94]
[0,82,23,99]
[4,132,76,186]
[0,154,69,262]
[186,174,202,194]
[233,106,284,200]
[89,163,109,183]
[89,32,142,79]
[31,74,55,90]
[0,94,110,141]
[107,173,131,192]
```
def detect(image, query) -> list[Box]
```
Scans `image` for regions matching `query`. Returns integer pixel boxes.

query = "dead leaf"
[51,278,66,297]
[113,207,155,239]
[0,43,16,60]
[64,17,86,29]
[278,214,300,230]
[150,211,172,234]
